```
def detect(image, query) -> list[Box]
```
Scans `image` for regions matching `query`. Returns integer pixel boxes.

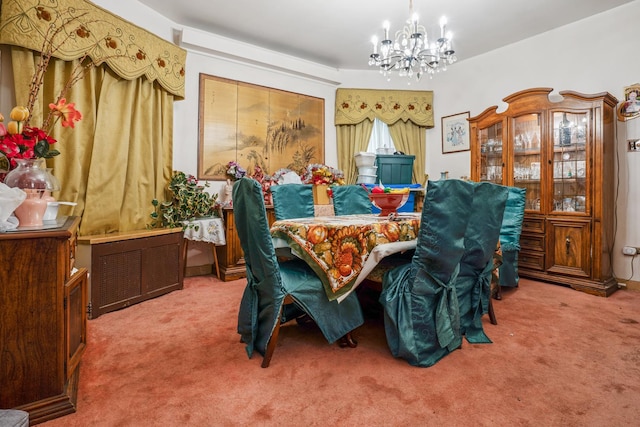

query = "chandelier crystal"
[368,1,457,82]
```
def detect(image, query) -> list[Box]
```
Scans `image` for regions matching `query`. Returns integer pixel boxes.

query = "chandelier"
[368,0,457,82]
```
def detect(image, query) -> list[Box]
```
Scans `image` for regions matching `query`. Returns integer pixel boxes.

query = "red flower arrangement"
[0,100,81,170]
[0,11,94,175]
[301,164,345,186]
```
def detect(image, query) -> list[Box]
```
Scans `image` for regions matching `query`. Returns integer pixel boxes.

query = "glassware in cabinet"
[478,122,504,183]
[552,111,588,213]
[512,113,542,211]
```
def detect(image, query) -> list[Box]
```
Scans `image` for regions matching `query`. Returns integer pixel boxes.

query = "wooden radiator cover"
[77,228,184,319]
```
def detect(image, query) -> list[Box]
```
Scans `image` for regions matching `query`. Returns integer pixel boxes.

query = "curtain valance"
[0,0,186,99]
[335,88,434,127]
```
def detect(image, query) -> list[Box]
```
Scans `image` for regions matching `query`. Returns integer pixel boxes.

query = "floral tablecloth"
[183,217,226,245]
[271,213,420,301]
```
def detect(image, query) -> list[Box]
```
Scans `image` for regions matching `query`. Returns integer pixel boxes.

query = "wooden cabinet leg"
[183,239,189,279]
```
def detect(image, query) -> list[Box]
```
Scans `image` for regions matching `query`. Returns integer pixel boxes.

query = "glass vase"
[4,158,57,227]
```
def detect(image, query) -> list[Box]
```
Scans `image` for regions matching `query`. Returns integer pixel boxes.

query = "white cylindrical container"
[356,174,377,184]
[357,166,377,176]
[354,152,376,168]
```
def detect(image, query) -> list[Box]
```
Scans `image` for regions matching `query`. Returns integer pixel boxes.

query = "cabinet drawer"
[522,217,545,234]
[519,251,545,271]
[520,233,544,252]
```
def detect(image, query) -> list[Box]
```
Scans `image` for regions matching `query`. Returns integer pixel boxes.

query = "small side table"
[183,217,226,278]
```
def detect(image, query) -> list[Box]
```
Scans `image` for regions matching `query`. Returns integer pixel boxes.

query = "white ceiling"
[138,0,633,70]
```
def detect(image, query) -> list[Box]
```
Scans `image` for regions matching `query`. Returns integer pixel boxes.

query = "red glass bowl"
[369,192,409,216]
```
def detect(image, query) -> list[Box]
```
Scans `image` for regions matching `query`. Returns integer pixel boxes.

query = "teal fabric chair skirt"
[454,182,508,344]
[332,185,372,215]
[270,184,315,220]
[379,179,475,367]
[233,178,364,365]
[499,187,527,288]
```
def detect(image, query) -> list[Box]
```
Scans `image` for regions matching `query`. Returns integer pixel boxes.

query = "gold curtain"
[335,88,433,184]
[336,121,374,184]
[2,0,183,235]
[10,48,173,235]
[0,0,186,98]
[388,120,426,184]
[335,88,433,127]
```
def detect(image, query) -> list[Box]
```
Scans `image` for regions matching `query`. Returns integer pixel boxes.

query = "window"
[366,118,396,154]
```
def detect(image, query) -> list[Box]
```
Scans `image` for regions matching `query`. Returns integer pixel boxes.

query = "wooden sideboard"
[216,206,276,281]
[77,227,184,319]
[0,216,88,425]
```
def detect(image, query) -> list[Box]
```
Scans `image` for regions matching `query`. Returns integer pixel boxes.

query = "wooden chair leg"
[338,332,358,348]
[262,307,284,368]
[488,297,497,325]
[261,296,293,368]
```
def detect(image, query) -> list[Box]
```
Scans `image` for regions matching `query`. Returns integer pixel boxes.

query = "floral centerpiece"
[225,161,247,181]
[301,164,345,205]
[250,165,275,205]
[270,168,294,184]
[301,164,345,186]
[150,171,219,230]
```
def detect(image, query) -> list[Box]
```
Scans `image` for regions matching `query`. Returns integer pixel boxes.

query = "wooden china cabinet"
[0,216,88,424]
[469,88,618,296]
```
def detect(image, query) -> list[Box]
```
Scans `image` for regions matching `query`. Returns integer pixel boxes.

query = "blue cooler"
[364,183,422,213]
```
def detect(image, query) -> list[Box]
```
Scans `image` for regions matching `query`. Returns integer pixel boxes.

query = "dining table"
[270,212,421,302]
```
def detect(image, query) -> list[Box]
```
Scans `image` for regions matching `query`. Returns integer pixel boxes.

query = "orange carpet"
[42,276,640,426]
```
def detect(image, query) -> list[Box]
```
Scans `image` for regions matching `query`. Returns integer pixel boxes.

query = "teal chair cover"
[454,182,509,344]
[379,179,475,367]
[332,185,372,215]
[234,178,364,364]
[499,187,527,288]
[270,184,315,220]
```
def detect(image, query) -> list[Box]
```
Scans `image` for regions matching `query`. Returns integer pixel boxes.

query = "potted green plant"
[150,171,218,230]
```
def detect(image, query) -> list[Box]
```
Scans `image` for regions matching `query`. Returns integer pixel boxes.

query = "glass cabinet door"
[552,111,588,213]
[478,122,504,184]
[512,113,542,212]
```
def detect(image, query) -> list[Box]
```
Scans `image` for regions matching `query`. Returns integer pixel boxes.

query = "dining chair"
[270,183,315,220]
[379,179,475,367]
[332,185,372,215]
[233,177,364,368]
[496,186,527,298]
[454,182,509,343]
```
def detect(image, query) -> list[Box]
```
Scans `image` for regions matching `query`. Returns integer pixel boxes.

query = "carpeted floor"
[42,276,640,426]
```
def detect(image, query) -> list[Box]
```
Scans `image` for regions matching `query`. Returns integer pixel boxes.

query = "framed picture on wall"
[441,111,470,154]
[617,83,640,121]
[197,73,325,180]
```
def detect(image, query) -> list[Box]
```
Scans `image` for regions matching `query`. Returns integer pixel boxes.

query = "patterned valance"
[0,0,186,98]
[335,88,434,127]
